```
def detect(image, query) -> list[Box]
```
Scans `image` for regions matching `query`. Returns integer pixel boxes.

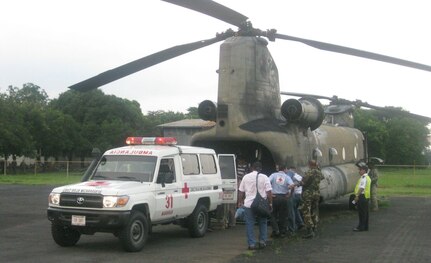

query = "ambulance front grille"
[60,193,103,208]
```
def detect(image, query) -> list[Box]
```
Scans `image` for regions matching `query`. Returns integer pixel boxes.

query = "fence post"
[66,160,69,179]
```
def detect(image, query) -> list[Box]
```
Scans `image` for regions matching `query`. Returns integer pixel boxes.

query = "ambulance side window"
[200,154,217,174]
[157,158,176,184]
[181,154,200,175]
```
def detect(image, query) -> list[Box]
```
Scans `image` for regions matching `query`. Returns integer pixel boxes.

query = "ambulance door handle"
[158,192,165,195]
[174,190,178,192]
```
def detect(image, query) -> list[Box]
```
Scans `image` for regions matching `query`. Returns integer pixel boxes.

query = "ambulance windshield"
[92,155,157,182]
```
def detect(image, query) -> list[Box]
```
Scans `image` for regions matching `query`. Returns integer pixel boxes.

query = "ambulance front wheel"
[51,224,81,247]
[119,211,149,252]
[188,204,208,238]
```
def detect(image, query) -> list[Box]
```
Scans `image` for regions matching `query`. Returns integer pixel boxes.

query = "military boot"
[302,228,315,239]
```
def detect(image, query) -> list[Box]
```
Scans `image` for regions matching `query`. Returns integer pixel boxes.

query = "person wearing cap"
[300,160,324,238]
[353,164,371,231]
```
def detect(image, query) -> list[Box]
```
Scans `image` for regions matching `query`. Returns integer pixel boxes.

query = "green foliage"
[186,107,199,119]
[1,84,200,163]
[0,84,39,158]
[43,109,82,158]
[142,110,191,135]
[385,118,429,165]
[353,109,388,159]
[50,90,146,153]
[354,109,430,165]
[6,83,49,106]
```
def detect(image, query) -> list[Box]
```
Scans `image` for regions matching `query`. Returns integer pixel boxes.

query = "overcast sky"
[1,0,431,120]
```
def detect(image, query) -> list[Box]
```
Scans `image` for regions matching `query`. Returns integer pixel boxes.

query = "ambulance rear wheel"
[119,211,149,252]
[188,204,208,237]
[51,224,81,247]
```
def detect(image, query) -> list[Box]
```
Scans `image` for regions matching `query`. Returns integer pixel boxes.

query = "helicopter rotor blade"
[280,91,334,101]
[162,0,248,28]
[352,100,431,123]
[69,36,225,92]
[274,33,431,72]
[281,91,431,123]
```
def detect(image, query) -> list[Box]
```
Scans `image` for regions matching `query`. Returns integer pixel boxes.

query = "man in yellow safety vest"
[353,162,371,232]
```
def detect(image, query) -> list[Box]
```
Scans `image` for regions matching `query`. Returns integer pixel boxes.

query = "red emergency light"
[125,137,177,145]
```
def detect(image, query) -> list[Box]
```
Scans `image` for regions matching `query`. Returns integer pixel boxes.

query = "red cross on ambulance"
[182,182,190,199]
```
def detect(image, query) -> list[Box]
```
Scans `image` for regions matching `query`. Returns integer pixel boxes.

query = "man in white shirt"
[238,161,272,250]
[354,163,371,231]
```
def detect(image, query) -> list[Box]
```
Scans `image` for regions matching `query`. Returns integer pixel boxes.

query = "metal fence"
[3,161,429,176]
[1,160,92,176]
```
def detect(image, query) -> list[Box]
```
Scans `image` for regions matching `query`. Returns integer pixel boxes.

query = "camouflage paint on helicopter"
[192,36,363,201]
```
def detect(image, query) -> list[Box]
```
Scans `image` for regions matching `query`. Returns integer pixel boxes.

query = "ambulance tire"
[119,211,149,252]
[188,204,208,238]
[51,224,81,247]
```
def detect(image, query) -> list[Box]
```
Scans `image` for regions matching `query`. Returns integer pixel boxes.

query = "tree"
[43,109,83,160]
[142,110,189,135]
[384,117,429,165]
[0,85,37,160]
[0,83,208,167]
[353,109,388,159]
[7,83,49,106]
[50,90,146,154]
[354,109,430,165]
[186,107,199,119]
[7,84,52,160]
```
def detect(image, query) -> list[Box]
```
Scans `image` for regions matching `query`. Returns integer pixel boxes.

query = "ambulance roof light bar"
[125,137,178,145]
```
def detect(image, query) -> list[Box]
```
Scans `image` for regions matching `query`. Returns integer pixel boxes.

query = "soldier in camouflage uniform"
[300,160,324,238]
[368,163,379,211]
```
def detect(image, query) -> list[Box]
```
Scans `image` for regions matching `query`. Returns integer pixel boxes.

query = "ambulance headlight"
[49,193,60,205]
[103,195,129,208]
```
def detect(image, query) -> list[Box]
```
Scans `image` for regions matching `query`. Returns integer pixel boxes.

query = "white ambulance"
[47,137,236,252]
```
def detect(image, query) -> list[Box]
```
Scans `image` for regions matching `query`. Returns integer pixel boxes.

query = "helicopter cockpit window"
[92,155,156,182]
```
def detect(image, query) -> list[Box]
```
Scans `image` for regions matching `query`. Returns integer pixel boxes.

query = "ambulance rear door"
[218,154,237,204]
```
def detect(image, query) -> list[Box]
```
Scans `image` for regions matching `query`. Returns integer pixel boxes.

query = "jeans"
[293,193,304,226]
[244,207,268,246]
[286,196,296,232]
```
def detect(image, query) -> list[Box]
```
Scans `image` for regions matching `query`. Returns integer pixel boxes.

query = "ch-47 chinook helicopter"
[69,0,431,202]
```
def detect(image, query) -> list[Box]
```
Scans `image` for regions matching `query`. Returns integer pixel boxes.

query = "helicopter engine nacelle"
[198,100,217,121]
[281,97,325,130]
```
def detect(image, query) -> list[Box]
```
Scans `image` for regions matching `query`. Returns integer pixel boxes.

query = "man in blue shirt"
[269,164,294,238]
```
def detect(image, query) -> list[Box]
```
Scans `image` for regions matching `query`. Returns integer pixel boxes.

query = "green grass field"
[378,167,431,196]
[0,172,82,186]
[1,167,430,196]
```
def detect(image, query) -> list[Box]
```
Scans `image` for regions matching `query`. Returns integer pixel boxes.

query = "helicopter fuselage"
[192,36,365,201]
